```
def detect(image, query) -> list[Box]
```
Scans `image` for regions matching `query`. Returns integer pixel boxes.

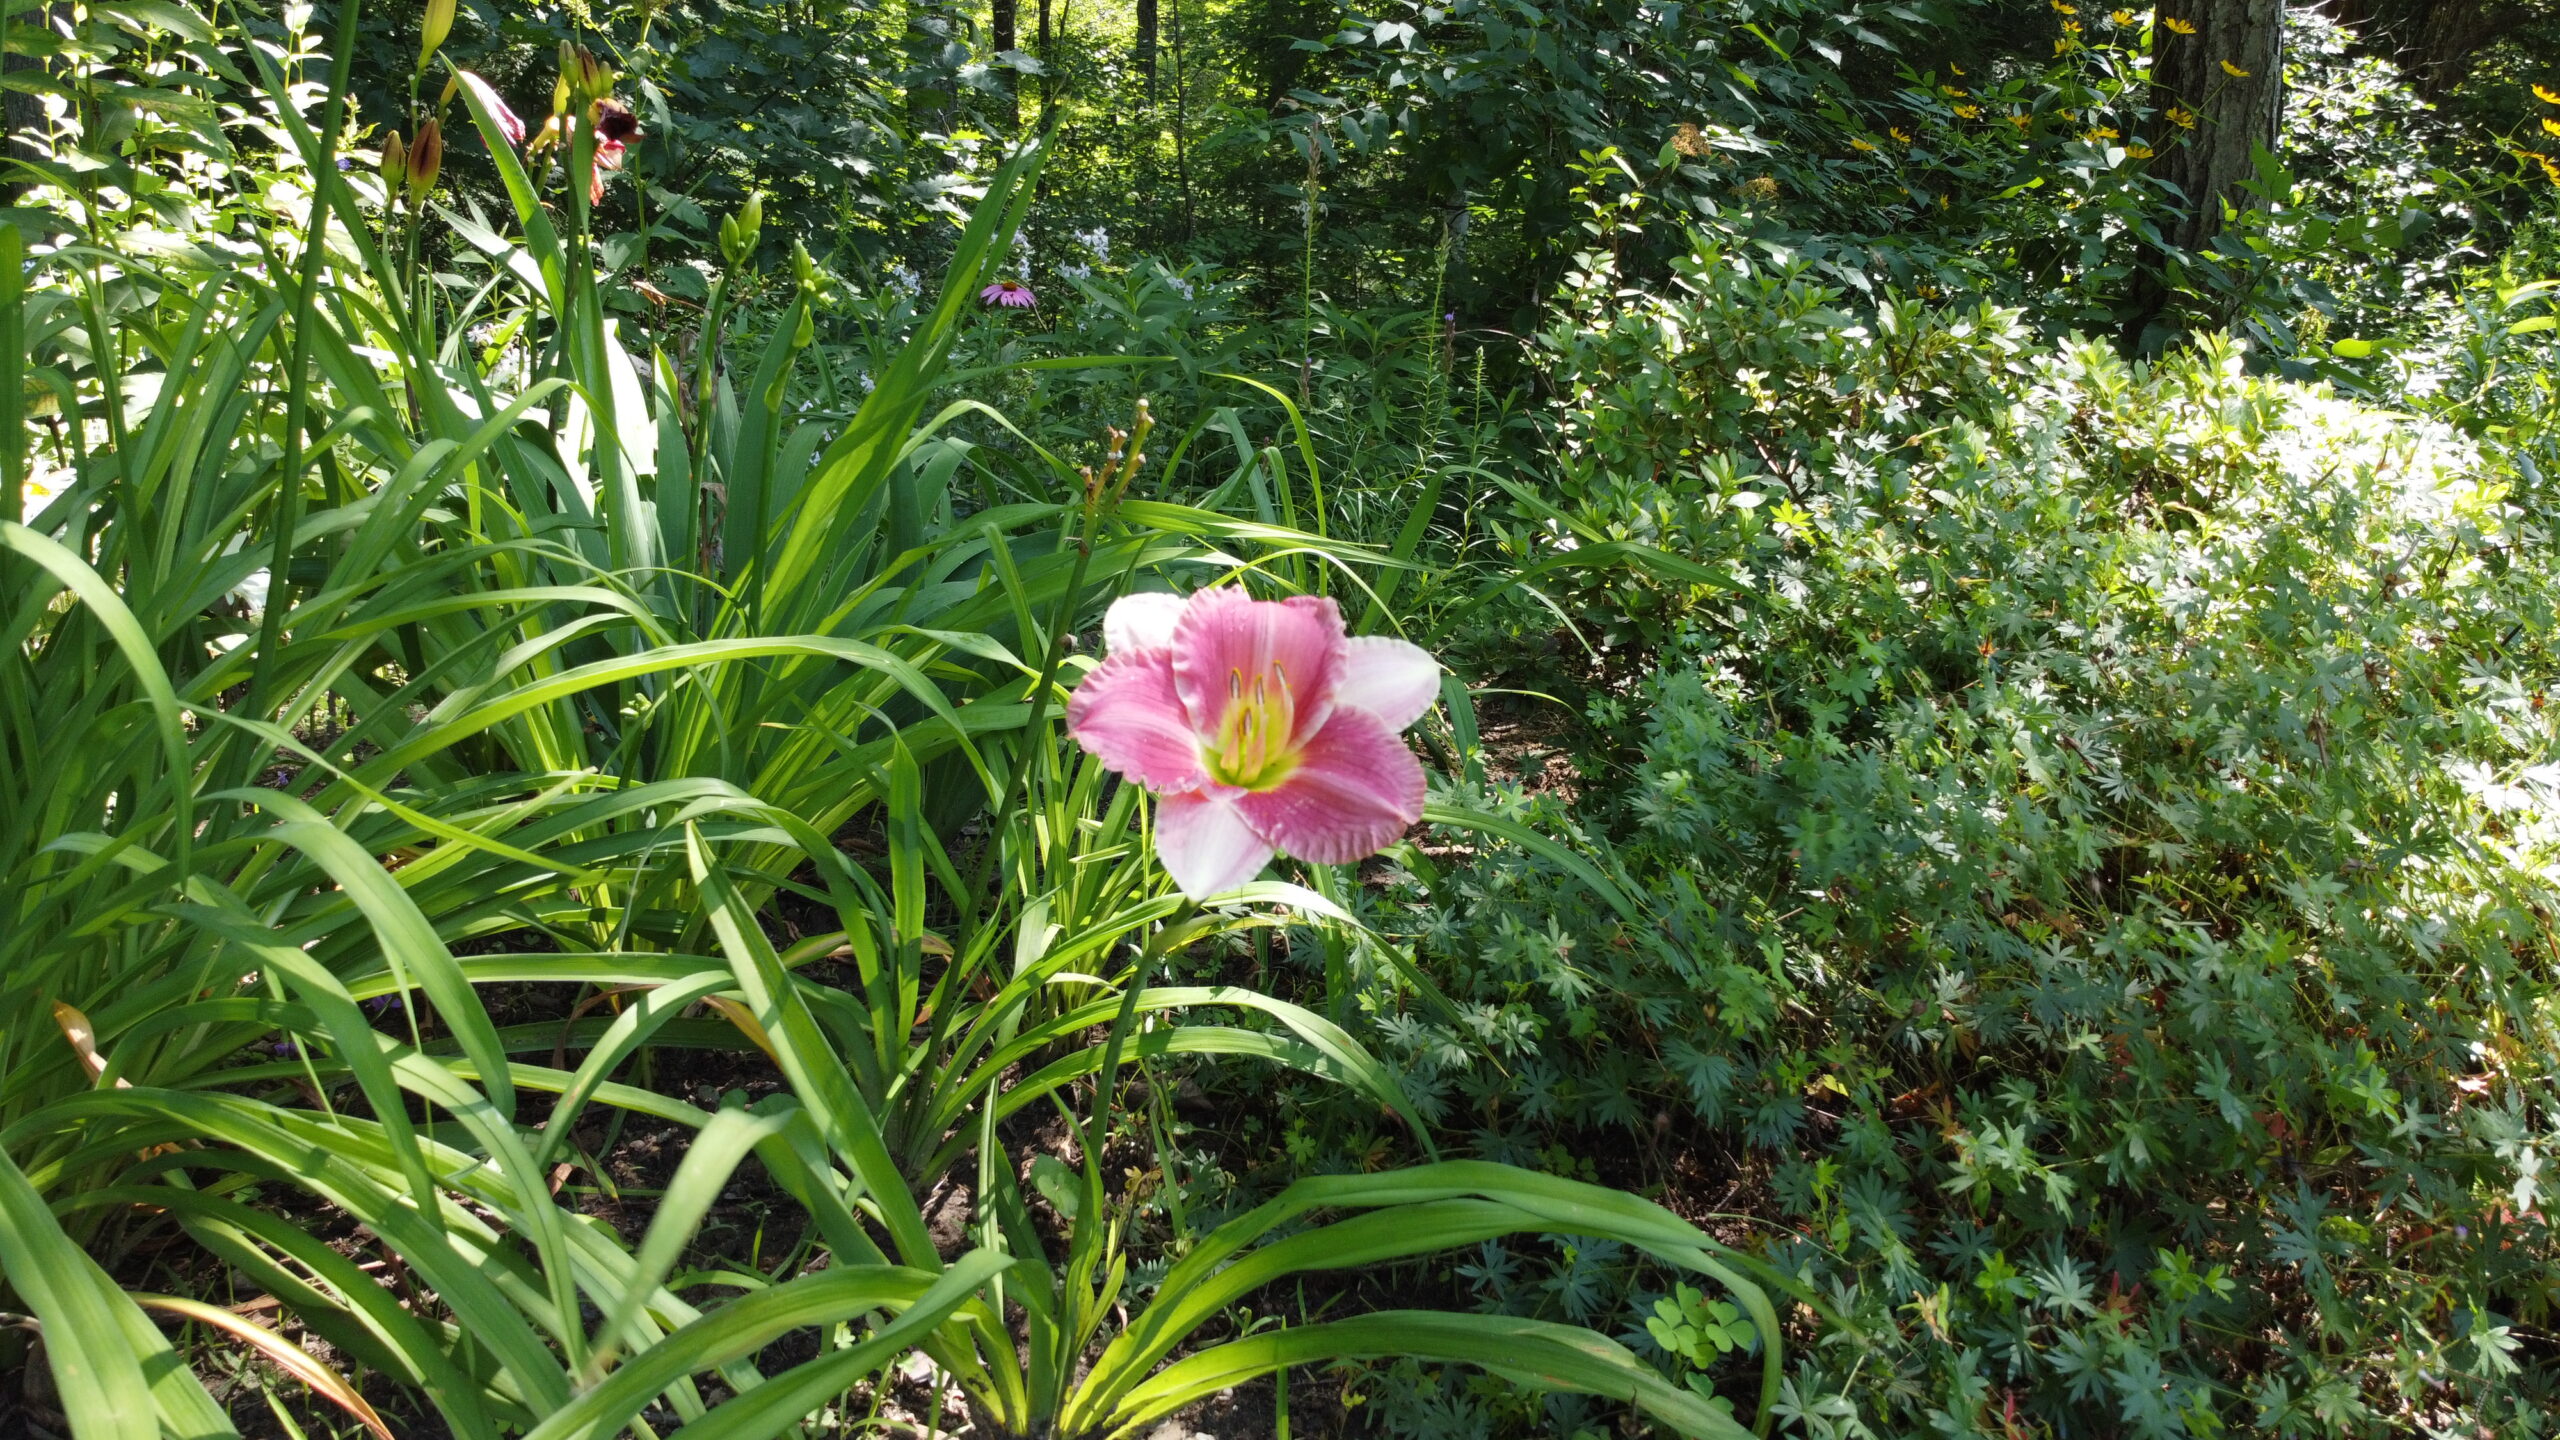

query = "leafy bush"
[1356,255,2560,1435]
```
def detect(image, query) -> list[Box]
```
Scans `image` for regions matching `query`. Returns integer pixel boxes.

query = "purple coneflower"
[980,279,1037,309]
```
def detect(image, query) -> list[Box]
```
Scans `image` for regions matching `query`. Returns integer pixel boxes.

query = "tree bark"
[2326,0,2522,99]
[1135,0,1157,97]
[992,0,1018,127]
[2150,0,2286,257]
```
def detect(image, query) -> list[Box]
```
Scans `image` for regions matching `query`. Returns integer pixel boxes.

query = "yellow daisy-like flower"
[1951,63,1966,75]
[2110,8,2135,22]
[1941,84,1969,97]
[1851,137,1877,151]
[2162,15,2196,33]
[2544,116,2560,137]
[2536,83,2560,104]
[2084,125,2120,140]
[2126,143,2154,158]
[2219,58,2250,76]
[2008,113,2032,130]
[2063,19,2083,31]
[2167,105,2197,127]
[1954,103,1982,119]
[1890,126,1913,142]
[2050,1,2076,11]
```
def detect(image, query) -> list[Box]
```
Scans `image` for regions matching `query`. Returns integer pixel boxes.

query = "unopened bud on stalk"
[419,0,456,69]
[380,127,406,191]
[718,192,763,267]
[407,119,443,200]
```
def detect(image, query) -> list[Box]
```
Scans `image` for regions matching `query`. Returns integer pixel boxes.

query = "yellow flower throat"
[1205,666,1300,790]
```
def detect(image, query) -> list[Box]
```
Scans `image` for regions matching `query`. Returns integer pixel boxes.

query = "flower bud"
[419,0,456,69]
[720,192,762,267]
[407,119,443,200]
[792,237,816,288]
[380,127,406,191]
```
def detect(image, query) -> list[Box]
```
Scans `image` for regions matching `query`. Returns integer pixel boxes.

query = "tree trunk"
[2326,0,2519,99]
[2,4,56,205]
[992,0,1018,127]
[1036,0,1052,126]
[2149,0,2285,258]
[1134,0,1157,97]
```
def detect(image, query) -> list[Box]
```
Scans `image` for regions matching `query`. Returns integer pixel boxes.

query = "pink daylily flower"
[1067,588,1439,899]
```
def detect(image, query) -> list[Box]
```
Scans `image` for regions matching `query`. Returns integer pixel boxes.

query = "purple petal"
[1156,789,1275,898]
[1234,707,1424,865]
[1171,589,1345,750]
[1335,636,1440,732]
[1067,649,1206,793]
[1104,591,1187,656]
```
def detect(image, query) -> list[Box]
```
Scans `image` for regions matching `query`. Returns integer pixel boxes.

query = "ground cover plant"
[4,0,2560,1435]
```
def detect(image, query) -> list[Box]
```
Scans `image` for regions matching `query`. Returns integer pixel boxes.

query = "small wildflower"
[883,262,922,296]
[1941,84,1969,97]
[1954,103,1982,119]
[2167,105,2197,128]
[2085,125,2120,140]
[1850,137,1877,151]
[2050,1,2075,12]
[2543,116,2560,137]
[1670,121,1708,156]
[2110,8,2134,22]
[1742,175,1780,200]
[2219,58,2250,76]
[980,279,1038,309]
[1890,127,1913,143]
[2538,84,2560,104]
[2162,15,2195,32]
[2126,142,2155,158]
[2008,113,2032,130]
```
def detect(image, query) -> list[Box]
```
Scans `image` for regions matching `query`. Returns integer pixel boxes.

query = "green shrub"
[1362,282,2560,1435]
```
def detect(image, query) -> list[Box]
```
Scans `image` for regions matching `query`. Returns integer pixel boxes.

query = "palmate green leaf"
[1108,1311,1753,1440]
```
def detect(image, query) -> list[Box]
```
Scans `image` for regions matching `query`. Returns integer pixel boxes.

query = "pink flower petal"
[1335,636,1440,732]
[1104,591,1187,656]
[1066,650,1205,793]
[1233,708,1424,865]
[1156,789,1274,899]
[1171,589,1345,752]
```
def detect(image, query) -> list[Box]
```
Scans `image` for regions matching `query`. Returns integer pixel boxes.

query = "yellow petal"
[2536,84,2560,105]
[2163,16,2196,32]
[2220,58,2250,76]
